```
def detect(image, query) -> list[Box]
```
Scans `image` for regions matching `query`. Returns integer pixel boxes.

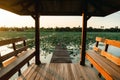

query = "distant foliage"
[0,26,34,32]
[0,26,120,32]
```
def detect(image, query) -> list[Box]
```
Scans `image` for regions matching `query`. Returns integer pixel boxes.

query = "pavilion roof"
[0,0,120,16]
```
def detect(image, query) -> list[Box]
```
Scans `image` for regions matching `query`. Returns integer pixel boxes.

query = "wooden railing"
[0,37,35,80]
[86,37,120,80]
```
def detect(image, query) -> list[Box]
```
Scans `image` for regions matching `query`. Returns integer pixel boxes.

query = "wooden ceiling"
[0,0,120,16]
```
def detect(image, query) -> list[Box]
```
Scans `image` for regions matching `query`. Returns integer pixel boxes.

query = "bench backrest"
[0,37,27,67]
[93,37,120,65]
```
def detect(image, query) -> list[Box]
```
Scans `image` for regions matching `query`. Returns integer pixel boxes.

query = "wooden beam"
[87,16,91,20]
[88,0,106,14]
[80,0,88,66]
[31,15,36,20]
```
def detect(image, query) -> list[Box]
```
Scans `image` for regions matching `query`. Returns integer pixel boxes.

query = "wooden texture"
[86,50,120,80]
[1,0,120,17]
[0,37,27,65]
[0,37,26,46]
[0,46,27,62]
[86,51,113,80]
[86,37,120,80]
[100,51,120,65]
[0,49,35,80]
[80,1,88,65]
[96,37,106,42]
[94,37,120,65]
[51,45,72,63]
[0,38,35,80]
[96,37,120,48]
[105,39,120,48]
[18,63,99,80]
[34,13,41,65]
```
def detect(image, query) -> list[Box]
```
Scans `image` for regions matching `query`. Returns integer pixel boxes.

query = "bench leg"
[98,73,101,78]
[91,64,93,67]
[18,70,22,76]
[27,62,30,67]
[0,62,3,67]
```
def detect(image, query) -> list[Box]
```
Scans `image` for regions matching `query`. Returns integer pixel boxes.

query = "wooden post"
[23,40,26,46]
[12,43,16,51]
[0,53,3,67]
[23,39,30,66]
[12,43,17,56]
[96,41,99,47]
[34,0,41,65]
[34,14,41,65]
[12,43,22,76]
[105,44,109,51]
[80,0,88,66]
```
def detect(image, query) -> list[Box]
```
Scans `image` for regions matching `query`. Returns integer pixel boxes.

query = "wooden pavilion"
[0,0,120,80]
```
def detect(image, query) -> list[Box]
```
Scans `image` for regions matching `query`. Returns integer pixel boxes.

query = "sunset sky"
[0,9,120,28]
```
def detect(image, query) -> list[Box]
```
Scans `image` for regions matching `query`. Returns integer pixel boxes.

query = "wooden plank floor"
[18,63,100,80]
[51,44,72,63]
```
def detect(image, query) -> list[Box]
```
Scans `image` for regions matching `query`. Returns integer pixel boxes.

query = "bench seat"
[86,37,120,80]
[0,49,35,80]
[0,37,35,80]
[86,50,120,80]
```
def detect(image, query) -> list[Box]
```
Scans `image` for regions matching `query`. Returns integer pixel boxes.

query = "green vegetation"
[0,27,120,48]
[0,31,120,49]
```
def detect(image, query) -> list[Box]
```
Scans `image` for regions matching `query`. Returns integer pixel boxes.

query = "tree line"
[0,26,120,32]
[0,26,34,31]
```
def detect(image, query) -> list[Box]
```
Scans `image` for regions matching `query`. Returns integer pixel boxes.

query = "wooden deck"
[18,63,100,80]
[51,45,72,63]
[17,44,100,80]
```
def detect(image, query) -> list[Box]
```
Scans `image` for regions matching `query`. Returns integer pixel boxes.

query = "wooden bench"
[86,37,120,80]
[0,37,35,80]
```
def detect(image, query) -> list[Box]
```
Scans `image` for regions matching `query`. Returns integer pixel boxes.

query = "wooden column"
[35,14,41,65]
[80,0,88,66]
[0,53,3,67]
[34,0,41,65]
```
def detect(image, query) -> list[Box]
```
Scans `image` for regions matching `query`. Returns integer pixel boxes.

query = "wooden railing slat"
[105,39,120,48]
[0,37,26,46]
[96,37,120,48]
[96,37,105,43]
[101,50,120,65]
